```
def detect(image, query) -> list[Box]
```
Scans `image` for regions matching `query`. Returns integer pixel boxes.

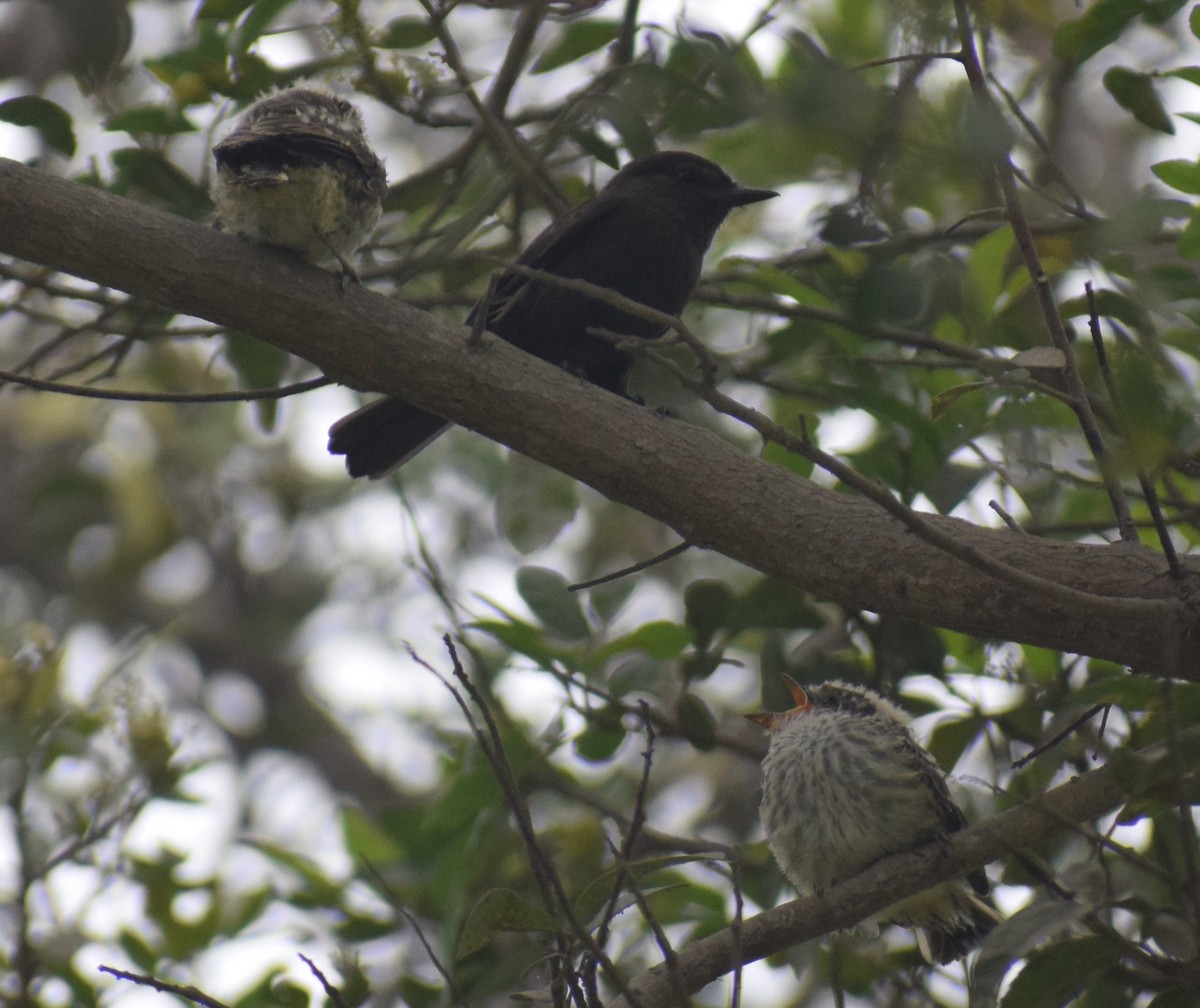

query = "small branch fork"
[951,0,1137,542]
[410,635,670,1008]
[487,262,1181,627]
[99,956,350,1008]
[0,368,329,403]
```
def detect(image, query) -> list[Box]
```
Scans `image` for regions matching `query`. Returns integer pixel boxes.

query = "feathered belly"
[759,721,941,892]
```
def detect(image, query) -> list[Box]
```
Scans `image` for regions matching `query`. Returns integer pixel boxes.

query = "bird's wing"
[470,195,624,331]
[214,123,377,177]
[900,736,991,897]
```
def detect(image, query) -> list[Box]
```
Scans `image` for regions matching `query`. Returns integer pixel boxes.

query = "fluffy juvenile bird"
[211,85,387,276]
[746,677,999,964]
[327,150,777,478]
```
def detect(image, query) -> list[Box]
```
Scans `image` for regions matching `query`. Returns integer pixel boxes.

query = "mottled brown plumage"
[211,85,386,273]
[747,677,999,964]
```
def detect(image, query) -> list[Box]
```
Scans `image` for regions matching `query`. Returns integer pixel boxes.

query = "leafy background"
[3,1,1200,1006]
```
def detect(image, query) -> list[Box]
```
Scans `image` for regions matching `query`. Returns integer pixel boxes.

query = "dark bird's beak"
[726,184,778,207]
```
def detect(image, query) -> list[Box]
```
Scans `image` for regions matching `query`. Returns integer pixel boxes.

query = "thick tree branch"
[1,158,1198,674]
[611,747,1157,1007]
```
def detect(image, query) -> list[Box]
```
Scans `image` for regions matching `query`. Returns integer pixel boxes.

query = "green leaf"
[515,567,590,640]
[195,0,255,19]
[1060,288,1151,332]
[675,692,717,750]
[728,578,821,634]
[1152,158,1200,194]
[342,806,403,863]
[926,715,983,770]
[232,0,293,55]
[0,96,76,156]
[1103,67,1174,134]
[1180,211,1200,258]
[590,620,693,665]
[1143,0,1188,23]
[106,105,197,136]
[684,580,733,649]
[457,888,559,958]
[1009,347,1066,370]
[1113,352,1175,468]
[109,148,211,217]
[570,129,621,168]
[573,710,626,762]
[241,839,340,902]
[379,18,437,49]
[1150,985,1200,1008]
[999,936,1114,1008]
[931,380,993,419]
[1170,66,1200,87]
[966,225,1016,317]
[470,617,560,667]
[572,854,700,924]
[1052,0,1146,65]
[596,97,657,159]
[223,331,286,429]
[398,977,442,1008]
[972,901,1089,1007]
[532,20,620,73]
[271,978,309,1008]
[496,455,578,553]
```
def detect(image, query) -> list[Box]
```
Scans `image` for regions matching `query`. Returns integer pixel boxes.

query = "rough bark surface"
[2,158,1197,674]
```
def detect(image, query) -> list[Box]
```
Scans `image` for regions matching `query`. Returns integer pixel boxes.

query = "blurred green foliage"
[3,1,1200,1007]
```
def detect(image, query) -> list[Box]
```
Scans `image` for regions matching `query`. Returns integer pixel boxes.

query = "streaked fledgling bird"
[211,85,387,278]
[746,677,1000,964]
[327,150,777,478]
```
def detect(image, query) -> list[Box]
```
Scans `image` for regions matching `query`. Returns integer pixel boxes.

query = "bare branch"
[0,159,1195,674]
[611,742,1179,1006]
[98,966,234,1008]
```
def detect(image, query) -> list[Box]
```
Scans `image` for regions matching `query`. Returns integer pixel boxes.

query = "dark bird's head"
[602,151,777,243]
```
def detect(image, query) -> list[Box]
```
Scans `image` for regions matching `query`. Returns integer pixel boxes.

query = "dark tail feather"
[328,397,452,478]
[919,892,1002,965]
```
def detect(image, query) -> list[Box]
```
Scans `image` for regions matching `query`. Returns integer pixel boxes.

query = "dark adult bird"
[211,85,387,277]
[746,677,1001,964]
[328,150,777,478]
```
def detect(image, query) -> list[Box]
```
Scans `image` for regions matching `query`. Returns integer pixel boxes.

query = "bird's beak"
[781,673,809,708]
[745,673,811,730]
[726,184,778,207]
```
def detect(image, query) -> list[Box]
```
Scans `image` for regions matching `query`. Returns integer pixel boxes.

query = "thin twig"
[420,0,567,216]
[988,500,1024,533]
[624,875,691,1008]
[852,51,962,71]
[298,955,347,1008]
[593,705,657,952]
[1084,282,1182,579]
[1160,678,1200,923]
[487,260,1180,621]
[951,0,1137,541]
[1011,703,1109,770]
[988,71,1093,218]
[568,542,692,591]
[98,967,234,1008]
[729,855,744,1008]
[417,637,646,1008]
[595,708,689,1005]
[0,368,329,402]
[361,859,473,1007]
